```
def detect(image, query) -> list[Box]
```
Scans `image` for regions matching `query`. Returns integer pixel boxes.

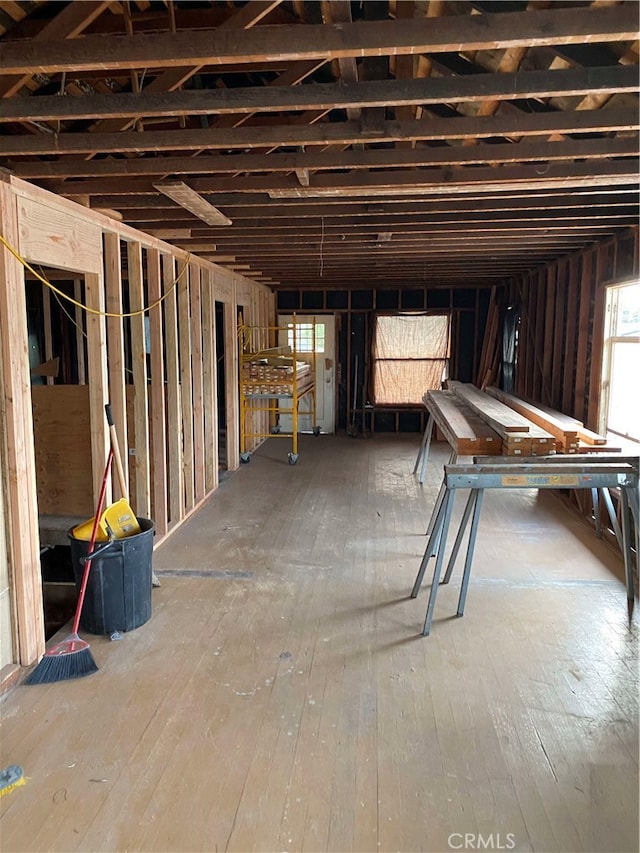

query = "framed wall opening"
[216,300,227,472]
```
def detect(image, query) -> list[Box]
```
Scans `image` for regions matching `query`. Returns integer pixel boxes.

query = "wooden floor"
[1,436,638,853]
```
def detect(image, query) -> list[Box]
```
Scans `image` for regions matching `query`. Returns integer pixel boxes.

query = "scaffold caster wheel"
[288,453,299,465]
[240,452,251,464]
[271,425,281,434]
[312,426,321,436]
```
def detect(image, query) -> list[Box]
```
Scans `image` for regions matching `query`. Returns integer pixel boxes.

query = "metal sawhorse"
[411,457,640,636]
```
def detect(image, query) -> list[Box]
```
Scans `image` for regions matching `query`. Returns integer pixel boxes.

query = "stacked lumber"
[424,391,502,457]
[449,383,556,456]
[241,357,312,395]
[514,398,609,448]
[487,388,616,453]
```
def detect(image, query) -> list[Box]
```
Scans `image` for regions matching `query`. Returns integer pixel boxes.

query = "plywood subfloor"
[1,436,638,853]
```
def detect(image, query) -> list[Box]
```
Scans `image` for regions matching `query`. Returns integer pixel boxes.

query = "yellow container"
[71,498,142,542]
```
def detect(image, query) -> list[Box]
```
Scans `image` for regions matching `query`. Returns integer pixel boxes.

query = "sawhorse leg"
[456,489,484,618]
[439,488,484,617]
[591,488,602,538]
[620,488,636,607]
[443,489,478,585]
[627,489,639,573]
[426,449,457,540]
[601,487,623,551]
[420,488,456,637]
[411,484,450,599]
[412,414,434,485]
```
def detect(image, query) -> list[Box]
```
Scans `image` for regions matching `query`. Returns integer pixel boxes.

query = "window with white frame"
[600,280,640,445]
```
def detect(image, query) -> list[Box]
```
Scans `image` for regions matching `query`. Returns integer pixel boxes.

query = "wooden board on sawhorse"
[410,457,639,637]
[412,390,502,485]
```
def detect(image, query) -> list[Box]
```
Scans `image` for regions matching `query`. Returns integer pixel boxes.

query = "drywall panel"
[17,195,102,274]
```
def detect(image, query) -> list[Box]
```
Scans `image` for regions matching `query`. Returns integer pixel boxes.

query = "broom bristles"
[24,643,98,685]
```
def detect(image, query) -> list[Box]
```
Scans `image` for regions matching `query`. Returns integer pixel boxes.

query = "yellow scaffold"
[238,315,319,465]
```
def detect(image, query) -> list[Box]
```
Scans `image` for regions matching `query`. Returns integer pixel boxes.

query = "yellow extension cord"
[0,232,190,320]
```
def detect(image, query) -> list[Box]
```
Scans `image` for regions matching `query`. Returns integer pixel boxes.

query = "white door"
[277,314,336,434]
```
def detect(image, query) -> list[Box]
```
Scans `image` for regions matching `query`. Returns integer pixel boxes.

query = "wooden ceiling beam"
[0,6,636,74]
[4,108,637,157]
[182,238,583,250]
[324,0,360,120]
[88,0,284,136]
[3,65,637,122]
[123,208,637,228]
[132,219,626,236]
[11,135,638,180]
[185,236,624,253]
[0,1,111,98]
[38,161,638,199]
[92,188,639,211]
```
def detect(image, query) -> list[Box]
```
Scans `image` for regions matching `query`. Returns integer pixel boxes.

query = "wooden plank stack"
[483,387,612,453]
[424,391,502,456]
[448,382,556,456]
[241,357,312,395]
[425,383,614,459]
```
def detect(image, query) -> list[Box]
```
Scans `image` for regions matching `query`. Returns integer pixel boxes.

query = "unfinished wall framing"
[277,286,489,432]
[0,173,273,674]
[508,226,639,544]
[509,227,638,428]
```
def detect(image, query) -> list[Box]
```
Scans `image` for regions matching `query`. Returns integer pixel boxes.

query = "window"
[600,280,640,445]
[372,313,450,406]
[287,322,324,353]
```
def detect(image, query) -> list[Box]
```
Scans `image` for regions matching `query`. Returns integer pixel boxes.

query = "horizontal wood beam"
[3,109,637,157]
[0,6,636,74]
[42,161,638,199]
[126,209,638,230]
[11,134,639,180]
[91,188,639,211]
[1,65,637,122]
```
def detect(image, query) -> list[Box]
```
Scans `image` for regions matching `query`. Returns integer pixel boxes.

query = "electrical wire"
[46,271,134,378]
[0,233,190,320]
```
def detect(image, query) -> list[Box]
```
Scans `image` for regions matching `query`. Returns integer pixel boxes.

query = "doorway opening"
[24,265,90,640]
[215,301,227,471]
[277,314,336,434]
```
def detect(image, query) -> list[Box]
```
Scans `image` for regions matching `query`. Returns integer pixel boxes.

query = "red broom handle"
[71,447,114,635]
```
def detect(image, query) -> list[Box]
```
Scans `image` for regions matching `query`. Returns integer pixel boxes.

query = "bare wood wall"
[509,226,639,429]
[0,173,273,670]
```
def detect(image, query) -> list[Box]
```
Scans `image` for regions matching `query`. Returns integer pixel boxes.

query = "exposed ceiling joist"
[3,65,637,123]
[3,108,638,158]
[0,6,636,74]
[0,0,637,289]
[12,136,638,180]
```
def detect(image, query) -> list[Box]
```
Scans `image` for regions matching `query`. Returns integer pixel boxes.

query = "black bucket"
[68,518,154,635]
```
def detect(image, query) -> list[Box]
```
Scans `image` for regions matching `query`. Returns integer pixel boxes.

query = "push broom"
[25,446,114,685]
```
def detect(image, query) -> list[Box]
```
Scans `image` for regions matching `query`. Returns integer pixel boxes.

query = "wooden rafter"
[0,0,637,289]
[3,107,638,157]
[0,6,637,75]
[10,135,638,180]
[2,65,636,123]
